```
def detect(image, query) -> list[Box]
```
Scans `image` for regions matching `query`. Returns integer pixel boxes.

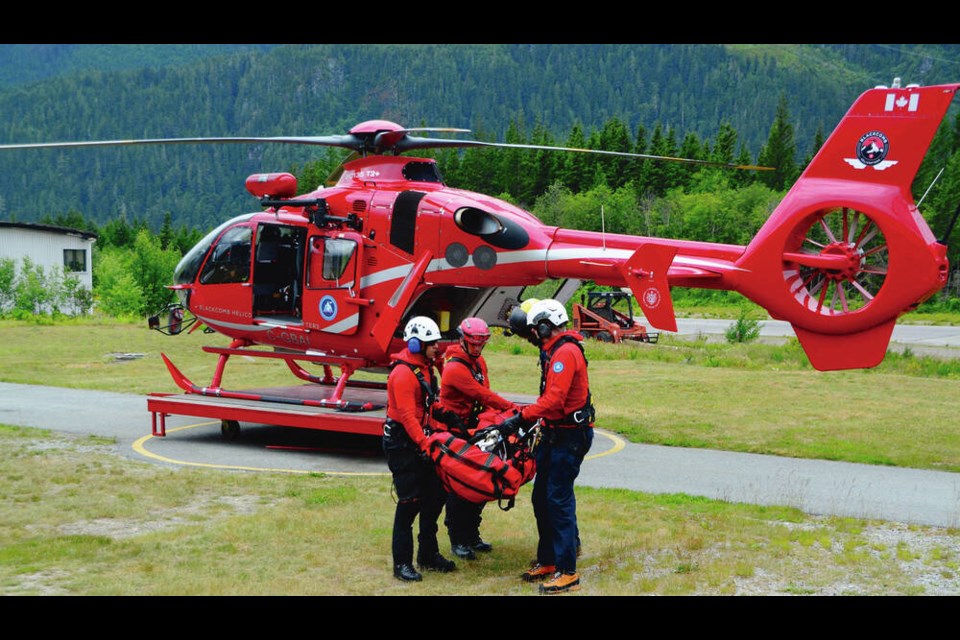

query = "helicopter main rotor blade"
[0,135,369,152]
[395,136,773,171]
[374,127,471,154]
[0,129,771,171]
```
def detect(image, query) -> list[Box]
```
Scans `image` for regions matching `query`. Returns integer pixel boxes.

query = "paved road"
[3,373,959,529]
[671,318,960,355]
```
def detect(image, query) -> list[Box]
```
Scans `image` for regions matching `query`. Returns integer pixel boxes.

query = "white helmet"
[527,298,568,330]
[403,316,442,349]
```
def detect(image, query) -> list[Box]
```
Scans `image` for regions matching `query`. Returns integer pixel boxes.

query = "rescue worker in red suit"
[383,316,457,582]
[435,317,519,560]
[500,299,594,594]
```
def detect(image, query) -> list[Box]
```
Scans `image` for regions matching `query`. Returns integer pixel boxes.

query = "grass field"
[5,316,960,470]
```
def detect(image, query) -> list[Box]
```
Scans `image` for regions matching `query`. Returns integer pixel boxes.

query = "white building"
[0,221,97,312]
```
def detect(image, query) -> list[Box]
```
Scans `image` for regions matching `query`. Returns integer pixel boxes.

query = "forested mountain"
[0,43,958,233]
[0,45,278,89]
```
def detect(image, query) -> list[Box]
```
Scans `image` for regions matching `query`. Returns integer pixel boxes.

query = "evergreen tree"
[158,212,174,250]
[732,144,757,188]
[597,116,632,190]
[580,129,602,189]
[915,116,958,208]
[659,126,684,192]
[495,116,527,200]
[98,217,135,248]
[434,147,461,186]
[172,224,203,256]
[457,122,497,194]
[711,122,738,164]
[559,123,591,193]
[529,120,557,199]
[628,124,648,188]
[291,148,344,193]
[638,123,667,196]
[757,93,799,191]
[677,131,705,186]
[801,123,826,172]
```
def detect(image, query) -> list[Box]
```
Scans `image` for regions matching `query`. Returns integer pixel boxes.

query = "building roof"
[0,221,98,240]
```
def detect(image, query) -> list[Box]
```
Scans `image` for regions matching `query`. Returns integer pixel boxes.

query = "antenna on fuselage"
[601,204,607,251]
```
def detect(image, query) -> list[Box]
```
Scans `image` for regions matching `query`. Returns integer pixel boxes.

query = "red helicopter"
[3,81,958,414]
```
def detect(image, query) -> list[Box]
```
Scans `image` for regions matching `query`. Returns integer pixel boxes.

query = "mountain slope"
[0,43,957,231]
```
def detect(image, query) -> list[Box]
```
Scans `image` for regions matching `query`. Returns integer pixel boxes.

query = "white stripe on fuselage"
[323,313,359,333]
[195,314,273,333]
[358,246,745,291]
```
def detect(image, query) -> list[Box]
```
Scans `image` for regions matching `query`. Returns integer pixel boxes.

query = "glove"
[417,434,434,459]
[431,406,466,433]
[498,412,528,437]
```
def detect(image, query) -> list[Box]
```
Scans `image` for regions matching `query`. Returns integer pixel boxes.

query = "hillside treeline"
[1,44,959,232]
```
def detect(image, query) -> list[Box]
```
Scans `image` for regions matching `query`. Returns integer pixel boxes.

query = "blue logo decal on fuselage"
[319,295,337,321]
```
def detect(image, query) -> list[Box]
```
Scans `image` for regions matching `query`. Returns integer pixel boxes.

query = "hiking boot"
[451,544,477,560]
[418,552,456,573]
[393,563,423,582]
[521,563,556,582]
[470,538,493,553]
[539,571,580,594]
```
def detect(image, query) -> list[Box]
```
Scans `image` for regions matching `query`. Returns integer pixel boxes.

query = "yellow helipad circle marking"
[586,428,626,460]
[132,420,390,476]
[133,422,624,475]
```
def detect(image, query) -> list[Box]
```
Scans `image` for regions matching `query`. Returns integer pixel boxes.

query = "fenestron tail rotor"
[782,207,888,317]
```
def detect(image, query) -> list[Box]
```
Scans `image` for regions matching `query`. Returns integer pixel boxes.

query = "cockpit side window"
[198,226,252,284]
[307,236,357,288]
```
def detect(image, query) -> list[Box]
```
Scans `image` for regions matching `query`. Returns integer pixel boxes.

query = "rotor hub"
[820,242,864,283]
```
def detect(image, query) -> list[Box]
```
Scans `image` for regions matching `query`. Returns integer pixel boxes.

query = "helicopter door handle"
[241,282,252,287]
[343,297,374,306]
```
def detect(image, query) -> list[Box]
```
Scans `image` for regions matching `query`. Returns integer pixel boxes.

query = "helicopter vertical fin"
[620,244,678,333]
[370,250,434,353]
[799,82,959,186]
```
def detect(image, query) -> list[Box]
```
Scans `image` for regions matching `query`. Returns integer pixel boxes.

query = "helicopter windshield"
[174,213,257,286]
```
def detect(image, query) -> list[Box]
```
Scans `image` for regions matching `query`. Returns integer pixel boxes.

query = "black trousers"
[384,443,446,565]
[445,493,485,546]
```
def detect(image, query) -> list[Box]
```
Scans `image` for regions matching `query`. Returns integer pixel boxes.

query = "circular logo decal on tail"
[642,287,661,309]
[319,295,338,321]
[856,131,889,166]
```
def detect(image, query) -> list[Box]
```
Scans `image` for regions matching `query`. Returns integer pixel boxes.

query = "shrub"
[725,308,761,344]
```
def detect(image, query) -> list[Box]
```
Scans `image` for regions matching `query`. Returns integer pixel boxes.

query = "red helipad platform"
[148,384,389,437]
